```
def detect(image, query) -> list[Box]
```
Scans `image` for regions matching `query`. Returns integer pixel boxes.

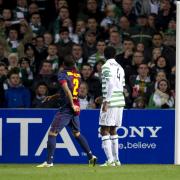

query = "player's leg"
[37,130,57,168]
[110,107,123,166]
[99,107,117,166]
[37,111,69,167]
[70,115,97,166]
[100,126,115,166]
[110,126,120,166]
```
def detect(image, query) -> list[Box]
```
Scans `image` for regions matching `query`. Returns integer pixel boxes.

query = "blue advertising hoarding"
[0,109,175,164]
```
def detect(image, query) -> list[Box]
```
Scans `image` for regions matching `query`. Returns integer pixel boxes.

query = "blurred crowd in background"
[0,0,176,109]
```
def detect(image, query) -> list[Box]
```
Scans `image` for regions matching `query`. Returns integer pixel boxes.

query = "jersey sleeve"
[58,72,68,86]
[102,65,112,80]
[102,64,113,102]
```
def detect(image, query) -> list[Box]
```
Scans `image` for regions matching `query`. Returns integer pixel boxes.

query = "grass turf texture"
[0,164,180,180]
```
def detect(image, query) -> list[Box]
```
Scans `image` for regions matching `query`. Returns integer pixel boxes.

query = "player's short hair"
[104,46,116,59]
[64,55,75,68]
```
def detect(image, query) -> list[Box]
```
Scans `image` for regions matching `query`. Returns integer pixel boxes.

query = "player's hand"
[42,96,53,103]
[102,101,109,112]
[72,104,80,112]
[95,96,103,104]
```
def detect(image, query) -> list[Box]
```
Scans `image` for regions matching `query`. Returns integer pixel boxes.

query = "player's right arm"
[61,81,80,112]
[102,64,114,112]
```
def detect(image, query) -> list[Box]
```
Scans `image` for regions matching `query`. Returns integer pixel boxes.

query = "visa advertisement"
[0,109,175,164]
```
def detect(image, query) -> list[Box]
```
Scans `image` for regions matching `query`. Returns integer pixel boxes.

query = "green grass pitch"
[0,164,180,180]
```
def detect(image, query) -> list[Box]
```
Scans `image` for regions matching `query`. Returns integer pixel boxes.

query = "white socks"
[102,135,114,163]
[110,135,119,162]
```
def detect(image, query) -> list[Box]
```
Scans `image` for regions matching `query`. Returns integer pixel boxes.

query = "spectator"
[56,26,73,59]
[74,18,86,44]
[148,79,174,109]
[2,8,14,27]
[29,12,46,36]
[82,30,97,60]
[56,0,68,12]
[0,15,6,38]
[150,32,175,68]
[147,13,157,31]
[118,15,130,41]
[151,55,171,79]
[151,70,167,90]
[129,63,152,102]
[134,0,160,16]
[71,43,85,70]
[62,17,79,43]
[129,14,155,48]
[0,62,7,107]
[2,21,33,56]
[35,35,48,65]
[116,37,134,82]
[78,81,96,109]
[163,18,176,49]
[100,4,117,31]
[18,57,33,88]
[93,59,105,81]
[14,0,28,20]
[133,96,147,109]
[88,39,106,68]
[107,30,123,55]
[43,32,54,47]
[32,82,58,108]
[33,60,59,94]
[4,68,31,108]
[28,2,39,17]
[131,51,145,76]
[86,17,102,40]
[46,44,60,73]
[81,63,102,100]
[115,0,137,26]
[155,0,175,31]
[7,53,19,70]
[0,43,8,66]
[53,6,70,42]
[78,0,103,23]
[24,43,40,74]
[148,47,161,68]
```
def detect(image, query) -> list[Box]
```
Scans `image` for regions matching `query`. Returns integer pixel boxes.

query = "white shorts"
[99,107,124,127]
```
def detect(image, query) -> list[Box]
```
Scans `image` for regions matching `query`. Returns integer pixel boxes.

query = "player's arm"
[42,93,60,102]
[102,66,114,112]
[102,80,114,112]
[61,81,80,112]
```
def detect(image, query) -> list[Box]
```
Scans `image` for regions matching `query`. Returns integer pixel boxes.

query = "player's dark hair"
[104,46,116,59]
[64,55,75,68]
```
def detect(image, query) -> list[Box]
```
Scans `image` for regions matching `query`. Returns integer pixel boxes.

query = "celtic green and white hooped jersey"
[102,58,125,107]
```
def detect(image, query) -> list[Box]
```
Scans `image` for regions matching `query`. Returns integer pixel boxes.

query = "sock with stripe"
[102,135,114,163]
[110,134,119,161]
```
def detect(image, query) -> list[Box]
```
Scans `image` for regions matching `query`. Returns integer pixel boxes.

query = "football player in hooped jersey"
[37,55,97,167]
[99,46,125,166]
